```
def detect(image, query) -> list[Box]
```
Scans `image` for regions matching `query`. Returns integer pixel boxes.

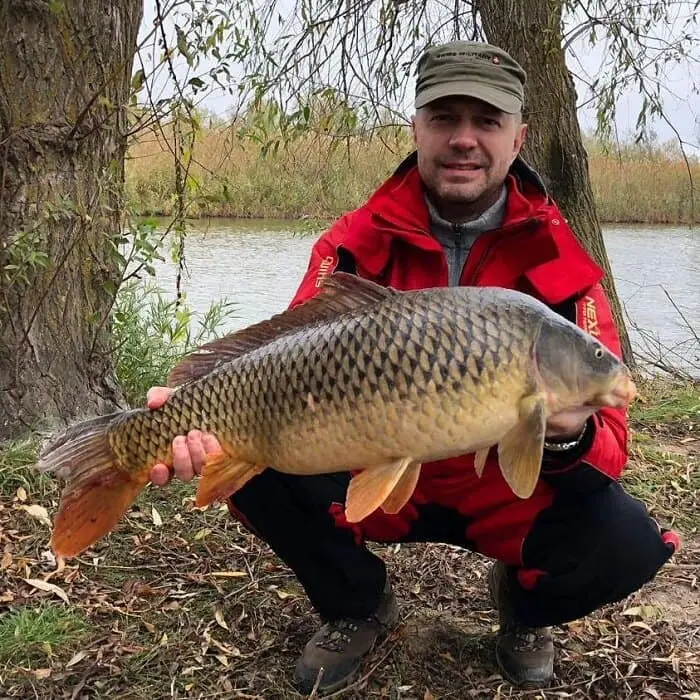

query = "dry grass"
[588,143,699,225]
[125,123,700,224]
[125,125,406,221]
[0,382,698,699]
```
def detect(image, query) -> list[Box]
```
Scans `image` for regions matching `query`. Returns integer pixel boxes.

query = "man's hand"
[545,406,597,440]
[146,387,222,486]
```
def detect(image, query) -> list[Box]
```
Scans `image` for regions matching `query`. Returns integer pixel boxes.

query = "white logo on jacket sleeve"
[315,255,337,288]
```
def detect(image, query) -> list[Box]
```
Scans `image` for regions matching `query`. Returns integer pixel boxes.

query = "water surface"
[149,219,699,376]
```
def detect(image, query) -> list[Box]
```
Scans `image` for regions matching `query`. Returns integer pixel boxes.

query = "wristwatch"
[543,421,589,452]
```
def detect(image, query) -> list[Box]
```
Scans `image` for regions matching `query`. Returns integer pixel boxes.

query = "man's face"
[412,96,527,220]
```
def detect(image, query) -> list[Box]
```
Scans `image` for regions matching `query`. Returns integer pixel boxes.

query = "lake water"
[147,219,699,377]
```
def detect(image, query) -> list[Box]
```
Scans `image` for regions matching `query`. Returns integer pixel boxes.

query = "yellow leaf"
[18,504,52,527]
[214,607,229,631]
[66,651,87,668]
[1,552,12,570]
[33,668,51,680]
[622,606,641,616]
[194,528,211,540]
[151,505,163,527]
[16,487,27,502]
[24,578,69,603]
[622,605,661,620]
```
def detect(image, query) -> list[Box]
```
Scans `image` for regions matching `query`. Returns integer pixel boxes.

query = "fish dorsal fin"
[167,272,397,387]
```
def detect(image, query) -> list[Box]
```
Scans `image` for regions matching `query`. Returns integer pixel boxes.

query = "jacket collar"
[341,154,604,304]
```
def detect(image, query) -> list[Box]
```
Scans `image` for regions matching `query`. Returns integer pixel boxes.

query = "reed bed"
[125,123,698,224]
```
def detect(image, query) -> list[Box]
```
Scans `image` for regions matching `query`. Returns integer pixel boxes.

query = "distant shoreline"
[131,212,697,227]
[126,126,699,226]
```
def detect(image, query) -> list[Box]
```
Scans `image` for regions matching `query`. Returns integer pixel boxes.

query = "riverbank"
[125,125,699,225]
[0,378,697,698]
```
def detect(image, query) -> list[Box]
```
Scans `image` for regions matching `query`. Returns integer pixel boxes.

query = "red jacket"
[288,155,630,561]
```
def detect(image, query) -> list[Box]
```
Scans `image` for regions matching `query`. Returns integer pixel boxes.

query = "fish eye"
[594,346,605,359]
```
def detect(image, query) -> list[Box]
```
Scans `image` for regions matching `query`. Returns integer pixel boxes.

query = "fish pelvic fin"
[36,412,147,558]
[380,460,422,515]
[195,450,266,507]
[497,393,547,499]
[473,448,490,478]
[345,456,417,523]
[167,272,398,387]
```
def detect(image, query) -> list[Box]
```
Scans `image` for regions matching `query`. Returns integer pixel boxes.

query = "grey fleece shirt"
[426,185,508,286]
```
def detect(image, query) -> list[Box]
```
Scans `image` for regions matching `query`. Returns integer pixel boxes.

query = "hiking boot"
[488,561,554,687]
[294,580,399,695]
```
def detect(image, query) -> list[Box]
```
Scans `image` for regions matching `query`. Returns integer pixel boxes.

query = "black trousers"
[229,471,675,627]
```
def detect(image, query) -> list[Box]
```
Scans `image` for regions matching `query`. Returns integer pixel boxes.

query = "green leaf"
[131,69,146,93]
[176,26,191,63]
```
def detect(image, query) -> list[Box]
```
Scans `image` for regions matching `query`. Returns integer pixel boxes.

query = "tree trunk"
[476,0,634,365]
[0,0,142,439]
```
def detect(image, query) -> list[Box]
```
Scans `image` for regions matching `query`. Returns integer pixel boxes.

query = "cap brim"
[415,81,521,113]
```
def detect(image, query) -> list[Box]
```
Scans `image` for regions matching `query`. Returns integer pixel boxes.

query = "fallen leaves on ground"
[0,401,697,699]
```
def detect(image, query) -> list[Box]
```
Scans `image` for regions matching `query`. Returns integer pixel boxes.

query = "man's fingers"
[202,433,222,455]
[150,463,172,486]
[172,435,195,482]
[146,386,174,410]
[186,430,207,476]
[545,406,596,439]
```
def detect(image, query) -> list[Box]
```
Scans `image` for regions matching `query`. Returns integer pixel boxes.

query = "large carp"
[37,273,635,558]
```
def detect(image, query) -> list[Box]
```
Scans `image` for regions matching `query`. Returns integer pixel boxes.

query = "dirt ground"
[1,390,697,699]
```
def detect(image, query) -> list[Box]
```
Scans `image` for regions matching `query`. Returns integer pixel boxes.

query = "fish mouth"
[586,373,637,408]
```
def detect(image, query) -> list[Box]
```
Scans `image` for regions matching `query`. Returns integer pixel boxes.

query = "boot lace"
[508,624,550,653]
[315,619,362,653]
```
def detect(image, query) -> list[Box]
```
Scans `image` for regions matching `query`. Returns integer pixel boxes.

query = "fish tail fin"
[37,412,147,558]
[195,450,266,507]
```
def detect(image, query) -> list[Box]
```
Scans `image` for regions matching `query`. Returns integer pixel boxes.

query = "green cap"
[415,41,526,113]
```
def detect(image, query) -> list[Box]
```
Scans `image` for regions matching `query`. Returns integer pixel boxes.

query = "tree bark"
[0,0,142,439]
[476,0,634,365]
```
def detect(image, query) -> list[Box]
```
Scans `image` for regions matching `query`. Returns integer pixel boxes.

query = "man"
[147,41,678,694]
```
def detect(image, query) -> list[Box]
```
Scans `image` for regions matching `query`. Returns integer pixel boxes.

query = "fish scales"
[108,288,532,475]
[37,273,636,557]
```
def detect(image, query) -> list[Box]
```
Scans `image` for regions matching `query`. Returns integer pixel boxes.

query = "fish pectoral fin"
[195,450,266,507]
[381,460,422,515]
[497,394,547,499]
[473,448,490,478]
[345,457,416,523]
